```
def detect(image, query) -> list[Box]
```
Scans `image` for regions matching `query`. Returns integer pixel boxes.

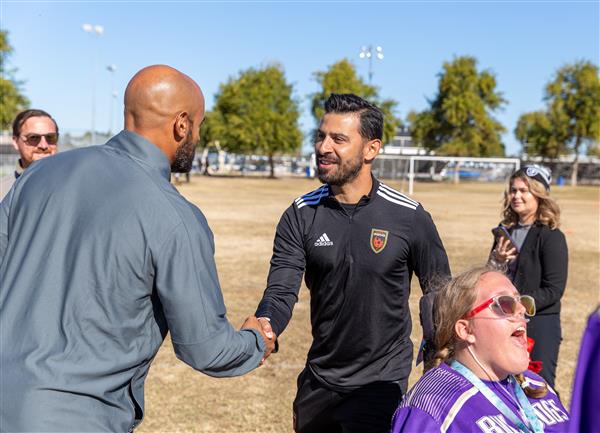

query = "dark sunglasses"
[20,133,59,146]
[464,294,536,319]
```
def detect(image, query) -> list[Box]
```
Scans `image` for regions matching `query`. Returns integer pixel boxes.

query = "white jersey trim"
[376,190,418,210]
[379,183,419,206]
[440,387,479,433]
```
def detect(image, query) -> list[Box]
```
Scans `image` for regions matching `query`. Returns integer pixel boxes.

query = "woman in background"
[489,165,568,388]
[392,267,569,433]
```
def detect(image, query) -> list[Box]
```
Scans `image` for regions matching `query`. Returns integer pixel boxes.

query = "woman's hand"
[492,237,518,264]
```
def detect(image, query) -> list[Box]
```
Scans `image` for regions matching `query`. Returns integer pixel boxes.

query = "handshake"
[242,316,277,365]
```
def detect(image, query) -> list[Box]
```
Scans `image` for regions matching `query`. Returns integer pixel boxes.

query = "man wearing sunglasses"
[0,109,59,201]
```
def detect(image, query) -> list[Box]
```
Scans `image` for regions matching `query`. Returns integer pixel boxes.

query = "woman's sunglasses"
[464,295,536,319]
[19,133,59,146]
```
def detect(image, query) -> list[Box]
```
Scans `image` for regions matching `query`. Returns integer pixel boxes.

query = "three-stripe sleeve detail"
[296,185,330,209]
[376,183,418,210]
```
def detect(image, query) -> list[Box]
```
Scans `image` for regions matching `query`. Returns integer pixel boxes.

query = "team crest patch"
[370,229,389,254]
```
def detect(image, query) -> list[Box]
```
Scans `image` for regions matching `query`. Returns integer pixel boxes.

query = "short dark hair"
[12,109,59,137]
[324,93,383,141]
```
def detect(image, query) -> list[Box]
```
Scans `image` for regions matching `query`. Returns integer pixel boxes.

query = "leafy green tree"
[378,99,403,147]
[198,110,227,149]
[310,59,401,146]
[514,111,566,160]
[208,63,302,178]
[411,56,506,156]
[197,110,227,175]
[588,142,600,157]
[1,30,29,130]
[311,59,377,120]
[544,61,600,185]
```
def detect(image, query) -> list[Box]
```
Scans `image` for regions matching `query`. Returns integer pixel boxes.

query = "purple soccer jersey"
[392,363,570,433]
[568,306,600,433]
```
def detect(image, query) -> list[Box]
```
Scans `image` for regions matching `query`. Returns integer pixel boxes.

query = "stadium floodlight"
[359,45,384,84]
[82,23,104,146]
[107,65,117,134]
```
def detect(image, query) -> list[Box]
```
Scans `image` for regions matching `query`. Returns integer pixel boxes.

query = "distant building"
[0,131,19,177]
[381,126,429,156]
[61,131,111,148]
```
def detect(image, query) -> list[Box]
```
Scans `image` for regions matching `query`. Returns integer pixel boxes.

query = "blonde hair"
[426,266,486,372]
[501,173,561,229]
[426,266,548,398]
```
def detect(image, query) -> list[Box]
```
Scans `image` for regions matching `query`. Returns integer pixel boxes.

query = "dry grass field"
[138,176,599,433]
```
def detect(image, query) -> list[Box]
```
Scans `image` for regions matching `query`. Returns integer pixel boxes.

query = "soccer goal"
[372,155,521,195]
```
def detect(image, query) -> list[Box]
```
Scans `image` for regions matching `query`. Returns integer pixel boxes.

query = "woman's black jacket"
[494,221,568,315]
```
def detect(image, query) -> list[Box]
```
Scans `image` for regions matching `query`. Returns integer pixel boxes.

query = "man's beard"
[317,153,363,186]
[171,129,196,173]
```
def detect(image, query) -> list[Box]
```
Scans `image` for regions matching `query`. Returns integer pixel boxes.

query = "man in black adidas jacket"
[256,94,450,433]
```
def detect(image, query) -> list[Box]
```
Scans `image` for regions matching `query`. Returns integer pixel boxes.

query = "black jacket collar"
[326,174,379,208]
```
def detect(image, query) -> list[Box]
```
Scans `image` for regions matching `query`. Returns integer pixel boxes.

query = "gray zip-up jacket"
[0,130,265,432]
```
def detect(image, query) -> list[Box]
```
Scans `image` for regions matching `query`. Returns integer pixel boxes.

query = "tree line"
[1,31,29,130]
[2,30,599,183]
[200,55,599,183]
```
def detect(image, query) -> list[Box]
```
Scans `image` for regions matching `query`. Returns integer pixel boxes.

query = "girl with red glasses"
[392,267,569,433]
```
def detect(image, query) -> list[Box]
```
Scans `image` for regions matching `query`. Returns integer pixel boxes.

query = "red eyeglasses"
[464,295,536,319]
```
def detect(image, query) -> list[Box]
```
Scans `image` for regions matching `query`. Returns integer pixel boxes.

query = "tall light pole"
[82,23,104,145]
[359,45,384,85]
[106,64,117,135]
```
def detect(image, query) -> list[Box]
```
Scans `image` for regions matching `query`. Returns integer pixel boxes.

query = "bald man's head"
[123,65,205,170]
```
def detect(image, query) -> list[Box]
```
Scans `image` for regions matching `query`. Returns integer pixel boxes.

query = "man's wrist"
[257,317,278,353]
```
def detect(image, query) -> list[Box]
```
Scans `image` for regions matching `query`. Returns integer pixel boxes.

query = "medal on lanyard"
[450,361,544,433]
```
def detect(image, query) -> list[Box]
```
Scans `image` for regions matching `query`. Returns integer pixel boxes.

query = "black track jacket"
[256,177,450,390]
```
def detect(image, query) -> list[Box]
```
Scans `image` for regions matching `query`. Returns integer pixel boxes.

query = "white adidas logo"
[314,233,333,247]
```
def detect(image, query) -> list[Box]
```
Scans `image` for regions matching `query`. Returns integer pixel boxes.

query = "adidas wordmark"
[314,233,333,247]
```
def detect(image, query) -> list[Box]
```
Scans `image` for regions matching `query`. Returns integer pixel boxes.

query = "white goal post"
[374,155,521,195]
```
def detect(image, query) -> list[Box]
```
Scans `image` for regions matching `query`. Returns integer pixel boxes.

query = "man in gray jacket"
[0,65,272,432]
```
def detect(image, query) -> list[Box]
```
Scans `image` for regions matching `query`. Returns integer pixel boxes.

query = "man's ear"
[11,136,19,152]
[364,138,381,162]
[455,319,476,344]
[173,111,189,141]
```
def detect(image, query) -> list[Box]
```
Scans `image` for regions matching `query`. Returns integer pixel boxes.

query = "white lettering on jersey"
[493,415,523,433]
[532,402,554,426]
[547,400,569,422]
[532,399,570,427]
[476,415,521,433]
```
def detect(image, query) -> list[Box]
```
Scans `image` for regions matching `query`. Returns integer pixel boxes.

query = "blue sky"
[2,1,598,155]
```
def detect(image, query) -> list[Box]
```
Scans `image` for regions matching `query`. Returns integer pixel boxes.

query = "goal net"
[372,155,521,195]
